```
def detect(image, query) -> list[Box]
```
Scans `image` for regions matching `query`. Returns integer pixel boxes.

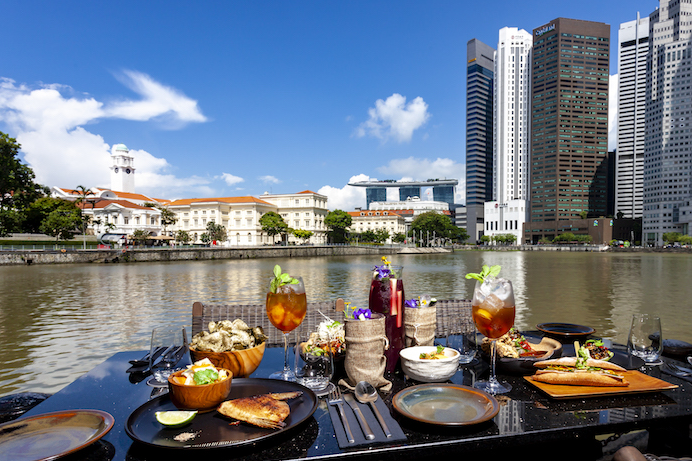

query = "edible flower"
[372,256,394,279]
[404,295,437,308]
[353,308,372,321]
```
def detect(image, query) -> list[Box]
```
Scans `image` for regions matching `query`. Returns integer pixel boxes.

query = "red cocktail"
[369,265,404,372]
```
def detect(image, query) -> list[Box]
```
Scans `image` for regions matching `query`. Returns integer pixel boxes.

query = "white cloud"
[355,93,430,143]
[0,74,209,197]
[260,175,281,184]
[608,74,618,152]
[318,174,369,211]
[219,173,244,186]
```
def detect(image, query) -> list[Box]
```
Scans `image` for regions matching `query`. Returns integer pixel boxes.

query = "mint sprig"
[270,265,299,293]
[465,264,501,282]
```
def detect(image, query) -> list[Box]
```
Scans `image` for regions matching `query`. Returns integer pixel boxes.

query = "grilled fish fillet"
[217,391,303,429]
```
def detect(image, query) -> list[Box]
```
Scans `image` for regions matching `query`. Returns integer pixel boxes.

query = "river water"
[1,251,691,397]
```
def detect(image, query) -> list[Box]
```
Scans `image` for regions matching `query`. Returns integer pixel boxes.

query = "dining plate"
[0,409,115,461]
[126,378,317,449]
[392,383,499,426]
[536,323,595,339]
[525,370,678,399]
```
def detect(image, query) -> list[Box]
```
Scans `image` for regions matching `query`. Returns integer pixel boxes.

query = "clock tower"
[110,144,136,193]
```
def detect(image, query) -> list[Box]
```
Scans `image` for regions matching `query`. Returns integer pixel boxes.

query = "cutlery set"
[327,382,393,444]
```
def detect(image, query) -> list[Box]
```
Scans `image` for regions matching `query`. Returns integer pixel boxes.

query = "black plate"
[126,378,317,449]
[536,323,595,339]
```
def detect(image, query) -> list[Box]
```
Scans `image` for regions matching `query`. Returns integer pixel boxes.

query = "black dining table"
[16,343,692,461]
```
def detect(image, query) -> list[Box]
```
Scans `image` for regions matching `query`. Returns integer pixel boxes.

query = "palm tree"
[74,185,95,249]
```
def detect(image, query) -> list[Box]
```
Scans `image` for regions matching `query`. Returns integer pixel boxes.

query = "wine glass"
[627,314,663,365]
[147,326,187,388]
[471,277,515,394]
[266,275,307,381]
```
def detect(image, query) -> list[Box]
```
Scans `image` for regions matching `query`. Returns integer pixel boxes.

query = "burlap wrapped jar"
[404,305,437,347]
[338,313,391,392]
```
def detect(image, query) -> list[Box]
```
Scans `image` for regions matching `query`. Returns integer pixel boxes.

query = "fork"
[328,386,355,443]
[667,362,692,376]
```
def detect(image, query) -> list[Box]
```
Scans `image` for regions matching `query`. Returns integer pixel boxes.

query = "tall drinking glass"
[368,265,404,372]
[627,314,663,365]
[267,275,307,381]
[147,326,187,388]
[472,277,515,394]
[294,323,334,394]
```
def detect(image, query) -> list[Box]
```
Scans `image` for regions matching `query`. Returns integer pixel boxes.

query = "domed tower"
[110,144,136,193]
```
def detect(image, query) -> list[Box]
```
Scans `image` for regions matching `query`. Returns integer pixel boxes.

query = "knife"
[344,394,375,440]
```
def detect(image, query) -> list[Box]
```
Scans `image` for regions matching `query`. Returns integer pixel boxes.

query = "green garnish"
[193,369,219,385]
[465,264,501,282]
[270,265,299,293]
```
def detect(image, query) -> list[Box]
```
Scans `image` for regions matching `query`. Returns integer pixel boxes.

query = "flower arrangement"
[404,295,437,308]
[372,257,400,279]
[345,302,372,321]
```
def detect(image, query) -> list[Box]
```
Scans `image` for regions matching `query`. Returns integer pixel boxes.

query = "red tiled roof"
[167,196,274,206]
[78,199,154,210]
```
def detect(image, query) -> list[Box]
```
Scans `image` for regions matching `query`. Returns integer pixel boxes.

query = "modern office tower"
[465,38,495,242]
[399,185,420,201]
[616,15,649,219]
[526,18,610,243]
[644,1,692,245]
[484,27,532,244]
[365,187,387,209]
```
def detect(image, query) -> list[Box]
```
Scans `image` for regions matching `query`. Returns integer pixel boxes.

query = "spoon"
[355,381,392,438]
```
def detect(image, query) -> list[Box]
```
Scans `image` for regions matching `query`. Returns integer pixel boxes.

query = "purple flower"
[373,265,391,279]
[404,298,419,308]
[353,308,372,321]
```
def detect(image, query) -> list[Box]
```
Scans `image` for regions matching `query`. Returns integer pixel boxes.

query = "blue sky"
[1,1,656,210]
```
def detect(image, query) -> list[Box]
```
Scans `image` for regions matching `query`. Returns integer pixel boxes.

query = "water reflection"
[1,252,691,396]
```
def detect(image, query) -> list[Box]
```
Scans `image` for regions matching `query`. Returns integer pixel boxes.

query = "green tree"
[408,211,459,246]
[200,232,212,245]
[579,210,588,219]
[25,198,80,234]
[374,228,390,244]
[554,232,577,243]
[175,230,191,245]
[74,185,95,249]
[360,230,377,243]
[131,229,152,245]
[479,235,491,245]
[144,202,177,234]
[292,228,313,244]
[324,209,352,243]
[206,221,227,243]
[663,232,683,244]
[392,232,406,243]
[260,211,288,244]
[0,132,49,235]
[40,208,82,242]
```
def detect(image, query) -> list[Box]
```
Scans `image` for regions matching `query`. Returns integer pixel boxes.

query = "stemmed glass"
[146,326,187,388]
[471,277,516,394]
[266,269,307,381]
[627,314,663,365]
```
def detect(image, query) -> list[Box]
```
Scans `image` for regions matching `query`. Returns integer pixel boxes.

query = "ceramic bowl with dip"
[400,346,460,383]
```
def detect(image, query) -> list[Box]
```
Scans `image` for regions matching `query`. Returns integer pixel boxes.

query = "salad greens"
[193,368,219,385]
[465,264,502,282]
[270,265,299,294]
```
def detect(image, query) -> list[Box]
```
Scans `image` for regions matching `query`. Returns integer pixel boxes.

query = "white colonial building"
[347,210,406,244]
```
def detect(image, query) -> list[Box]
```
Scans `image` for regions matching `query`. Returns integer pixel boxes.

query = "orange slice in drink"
[268,307,286,326]
[475,308,492,322]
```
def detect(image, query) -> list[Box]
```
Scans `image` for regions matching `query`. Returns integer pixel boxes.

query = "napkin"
[328,393,406,448]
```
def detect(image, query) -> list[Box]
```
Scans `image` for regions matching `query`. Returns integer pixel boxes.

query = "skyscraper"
[465,39,495,242]
[526,18,610,243]
[644,1,692,245]
[483,27,532,244]
[616,15,649,219]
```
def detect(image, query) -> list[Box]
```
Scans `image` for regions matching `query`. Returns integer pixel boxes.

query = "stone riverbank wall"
[0,245,442,266]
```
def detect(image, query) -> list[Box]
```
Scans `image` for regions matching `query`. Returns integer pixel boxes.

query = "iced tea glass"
[267,275,307,381]
[472,277,515,394]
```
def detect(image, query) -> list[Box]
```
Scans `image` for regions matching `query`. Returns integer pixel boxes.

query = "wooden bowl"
[167,368,233,412]
[189,341,265,378]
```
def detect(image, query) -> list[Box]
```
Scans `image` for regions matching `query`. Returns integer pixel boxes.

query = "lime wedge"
[155,410,197,426]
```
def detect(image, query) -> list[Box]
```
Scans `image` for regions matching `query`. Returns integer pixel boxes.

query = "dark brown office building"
[525,18,610,243]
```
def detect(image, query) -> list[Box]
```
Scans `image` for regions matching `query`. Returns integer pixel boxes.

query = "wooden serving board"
[524,371,678,399]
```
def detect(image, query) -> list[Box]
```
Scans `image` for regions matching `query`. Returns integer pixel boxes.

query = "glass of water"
[294,324,334,394]
[627,314,663,365]
[445,319,478,365]
[147,326,187,387]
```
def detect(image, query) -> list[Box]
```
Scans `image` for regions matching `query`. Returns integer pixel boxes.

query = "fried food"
[217,391,302,429]
[190,320,267,353]
[532,357,629,387]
